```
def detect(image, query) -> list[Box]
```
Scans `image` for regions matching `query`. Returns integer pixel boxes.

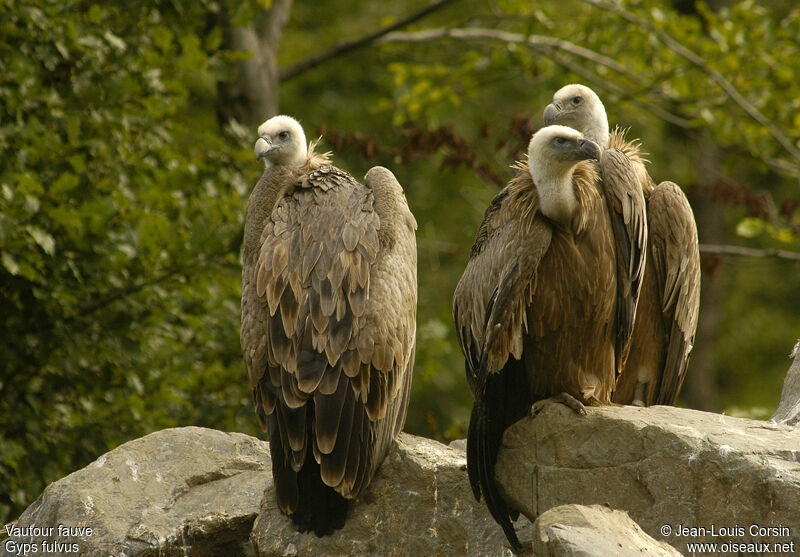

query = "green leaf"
[87,5,103,24]
[1,252,19,275]
[736,217,765,238]
[51,173,79,195]
[24,195,41,215]
[27,226,55,256]
[103,30,126,52]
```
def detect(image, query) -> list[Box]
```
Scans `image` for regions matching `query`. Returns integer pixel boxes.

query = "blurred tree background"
[2,0,799,523]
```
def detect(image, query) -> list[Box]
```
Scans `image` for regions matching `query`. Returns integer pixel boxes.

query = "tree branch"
[71,254,238,322]
[537,45,693,128]
[700,244,800,263]
[580,0,800,166]
[380,27,693,128]
[279,0,460,82]
[381,27,637,80]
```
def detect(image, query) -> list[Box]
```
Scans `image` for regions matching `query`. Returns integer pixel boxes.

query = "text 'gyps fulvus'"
[241,115,417,535]
[453,125,647,549]
[544,84,701,406]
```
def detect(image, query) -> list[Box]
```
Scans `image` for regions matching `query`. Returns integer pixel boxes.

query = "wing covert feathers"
[453,169,553,391]
[241,159,417,516]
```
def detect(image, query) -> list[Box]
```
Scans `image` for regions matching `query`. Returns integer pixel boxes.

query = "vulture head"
[542,84,609,148]
[254,115,308,168]
[528,125,600,224]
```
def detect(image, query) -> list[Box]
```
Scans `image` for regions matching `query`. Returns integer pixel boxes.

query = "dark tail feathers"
[270,414,350,537]
[466,368,525,551]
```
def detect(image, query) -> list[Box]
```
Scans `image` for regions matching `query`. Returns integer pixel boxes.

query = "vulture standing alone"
[544,84,701,406]
[452,125,647,549]
[241,115,417,535]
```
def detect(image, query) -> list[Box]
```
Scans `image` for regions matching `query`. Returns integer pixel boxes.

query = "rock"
[448,438,467,451]
[772,338,800,426]
[11,402,800,557]
[496,402,800,553]
[5,428,526,557]
[4,427,272,557]
[531,504,680,557]
[251,432,528,556]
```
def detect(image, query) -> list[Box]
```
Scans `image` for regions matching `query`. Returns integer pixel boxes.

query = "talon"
[530,392,588,417]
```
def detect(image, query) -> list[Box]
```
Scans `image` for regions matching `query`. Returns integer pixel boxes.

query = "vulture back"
[241,158,416,535]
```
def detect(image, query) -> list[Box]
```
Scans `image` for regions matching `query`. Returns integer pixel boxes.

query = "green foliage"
[0,0,259,522]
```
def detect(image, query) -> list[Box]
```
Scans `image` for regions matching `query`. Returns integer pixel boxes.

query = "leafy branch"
[71,254,239,321]
[581,0,800,171]
[379,27,694,128]
[279,0,461,82]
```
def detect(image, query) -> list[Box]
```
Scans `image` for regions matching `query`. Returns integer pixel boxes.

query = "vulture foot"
[530,392,587,417]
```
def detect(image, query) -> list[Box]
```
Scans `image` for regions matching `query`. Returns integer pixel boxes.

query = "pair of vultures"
[240,84,701,549]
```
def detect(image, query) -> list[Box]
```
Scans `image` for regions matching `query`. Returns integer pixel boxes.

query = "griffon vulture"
[544,84,701,406]
[241,115,417,535]
[452,125,646,549]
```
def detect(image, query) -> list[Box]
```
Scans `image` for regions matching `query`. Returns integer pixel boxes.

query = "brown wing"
[452,187,509,390]
[453,176,551,389]
[598,148,648,374]
[648,181,700,404]
[453,171,550,551]
[242,164,416,510]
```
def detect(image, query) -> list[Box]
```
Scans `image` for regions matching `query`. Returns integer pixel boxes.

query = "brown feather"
[320,387,355,487]
[366,367,388,421]
[269,314,291,365]
[597,147,648,374]
[279,287,299,338]
[316,362,342,396]
[296,319,327,392]
[242,153,416,525]
[614,179,700,405]
[301,241,322,279]
[607,129,700,407]
[280,368,307,408]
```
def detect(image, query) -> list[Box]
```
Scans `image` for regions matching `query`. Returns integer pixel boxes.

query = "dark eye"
[554,137,567,146]
[571,96,582,105]
[278,131,290,140]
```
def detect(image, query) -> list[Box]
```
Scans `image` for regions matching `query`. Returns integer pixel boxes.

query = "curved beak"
[577,138,601,160]
[543,102,561,125]
[254,136,275,161]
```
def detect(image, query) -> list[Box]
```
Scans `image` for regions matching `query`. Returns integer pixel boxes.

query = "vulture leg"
[631,381,648,407]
